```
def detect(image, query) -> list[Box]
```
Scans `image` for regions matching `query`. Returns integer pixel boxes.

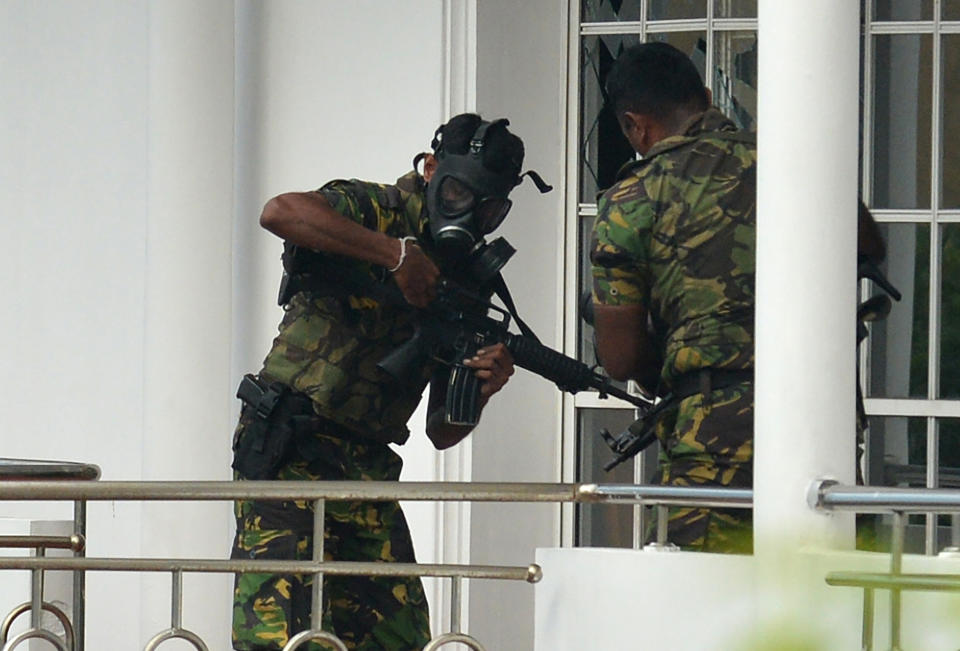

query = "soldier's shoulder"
[323,178,408,215]
[694,130,757,164]
[600,166,651,207]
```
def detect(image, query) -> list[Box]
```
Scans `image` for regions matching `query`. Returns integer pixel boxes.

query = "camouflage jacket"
[590,108,756,388]
[260,171,436,445]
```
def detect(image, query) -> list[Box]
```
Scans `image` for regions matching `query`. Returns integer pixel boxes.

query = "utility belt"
[667,368,754,403]
[231,374,358,480]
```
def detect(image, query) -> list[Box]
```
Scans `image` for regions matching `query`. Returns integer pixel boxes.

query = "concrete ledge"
[534,546,960,650]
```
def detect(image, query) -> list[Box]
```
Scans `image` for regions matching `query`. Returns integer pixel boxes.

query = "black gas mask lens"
[438,176,512,233]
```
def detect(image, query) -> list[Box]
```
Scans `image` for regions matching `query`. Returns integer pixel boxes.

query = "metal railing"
[0,459,99,651]
[0,476,753,650]
[811,480,960,651]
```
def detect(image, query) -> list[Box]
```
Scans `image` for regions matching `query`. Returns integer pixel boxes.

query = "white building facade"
[2,1,959,649]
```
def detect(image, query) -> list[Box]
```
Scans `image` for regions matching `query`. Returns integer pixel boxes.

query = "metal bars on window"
[861,0,960,555]
[564,0,758,549]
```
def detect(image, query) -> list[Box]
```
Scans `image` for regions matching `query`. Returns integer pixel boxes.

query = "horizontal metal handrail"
[812,480,960,513]
[0,480,577,502]
[0,535,84,552]
[0,459,100,482]
[0,480,756,508]
[0,557,542,583]
[827,572,960,592]
[579,484,753,508]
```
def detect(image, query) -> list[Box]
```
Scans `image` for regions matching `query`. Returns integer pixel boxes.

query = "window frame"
[564,0,960,554]
[861,0,960,554]
[562,0,759,548]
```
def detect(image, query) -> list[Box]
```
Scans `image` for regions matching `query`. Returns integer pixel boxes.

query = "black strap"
[470,118,509,155]
[236,374,363,442]
[491,272,539,342]
[237,374,314,419]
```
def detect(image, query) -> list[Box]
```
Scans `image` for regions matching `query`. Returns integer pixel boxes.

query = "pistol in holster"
[232,374,313,480]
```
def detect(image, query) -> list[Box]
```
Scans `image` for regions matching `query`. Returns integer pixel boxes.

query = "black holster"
[231,374,316,480]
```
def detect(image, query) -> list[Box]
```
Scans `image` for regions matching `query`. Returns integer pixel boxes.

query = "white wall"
[470,1,569,648]
[140,1,237,646]
[233,0,445,374]
[1,0,453,648]
[1,2,149,647]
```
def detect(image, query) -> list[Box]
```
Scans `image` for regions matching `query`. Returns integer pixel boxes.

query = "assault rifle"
[278,242,652,429]
[378,279,654,426]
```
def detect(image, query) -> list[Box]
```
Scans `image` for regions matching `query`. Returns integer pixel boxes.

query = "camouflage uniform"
[591,108,756,553]
[232,171,436,650]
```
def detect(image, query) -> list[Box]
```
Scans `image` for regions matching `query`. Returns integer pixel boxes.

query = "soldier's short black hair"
[605,42,709,121]
[432,113,525,178]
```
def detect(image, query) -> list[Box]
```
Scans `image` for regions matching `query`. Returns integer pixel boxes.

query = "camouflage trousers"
[653,381,754,554]
[231,415,430,650]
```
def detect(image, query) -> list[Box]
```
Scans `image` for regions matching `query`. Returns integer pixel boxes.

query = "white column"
[142,0,235,643]
[755,1,859,554]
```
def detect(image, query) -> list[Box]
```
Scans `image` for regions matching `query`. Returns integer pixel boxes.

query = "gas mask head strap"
[473,119,553,195]
[519,170,553,194]
[430,117,554,195]
[412,151,430,171]
[469,118,509,157]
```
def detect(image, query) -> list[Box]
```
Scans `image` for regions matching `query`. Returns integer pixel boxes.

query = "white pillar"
[755,1,859,554]
[143,0,235,643]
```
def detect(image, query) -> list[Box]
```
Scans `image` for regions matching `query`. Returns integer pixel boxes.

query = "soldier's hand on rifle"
[464,343,515,403]
[391,239,439,308]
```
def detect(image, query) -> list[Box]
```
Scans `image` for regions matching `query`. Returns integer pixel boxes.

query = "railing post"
[641,504,678,552]
[171,570,183,630]
[889,511,904,651]
[30,548,43,631]
[311,498,325,632]
[422,579,487,651]
[861,588,874,651]
[142,570,210,650]
[450,575,463,634]
[656,505,667,546]
[73,499,86,651]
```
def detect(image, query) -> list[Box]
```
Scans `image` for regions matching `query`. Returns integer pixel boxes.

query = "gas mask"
[424,118,552,261]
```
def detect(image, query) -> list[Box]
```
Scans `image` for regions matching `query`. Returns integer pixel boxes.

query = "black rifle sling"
[490,273,540,343]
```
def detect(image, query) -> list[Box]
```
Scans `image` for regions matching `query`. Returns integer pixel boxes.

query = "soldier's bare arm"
[593,303,660,387]
[424,344,515,450]
[260,192,439,307]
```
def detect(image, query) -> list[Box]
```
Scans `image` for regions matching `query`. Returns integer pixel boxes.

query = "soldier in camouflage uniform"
[590,43,756,554]
[231,114,527,649]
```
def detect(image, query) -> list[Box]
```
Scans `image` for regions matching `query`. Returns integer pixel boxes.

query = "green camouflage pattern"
[590,108,756,387]
[591,109,756,553]
[261,172,434,445]
[652,382,753,553]
[231,413,430,650]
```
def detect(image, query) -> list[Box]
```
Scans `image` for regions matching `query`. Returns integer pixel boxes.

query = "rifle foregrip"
[505,335,595,392]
